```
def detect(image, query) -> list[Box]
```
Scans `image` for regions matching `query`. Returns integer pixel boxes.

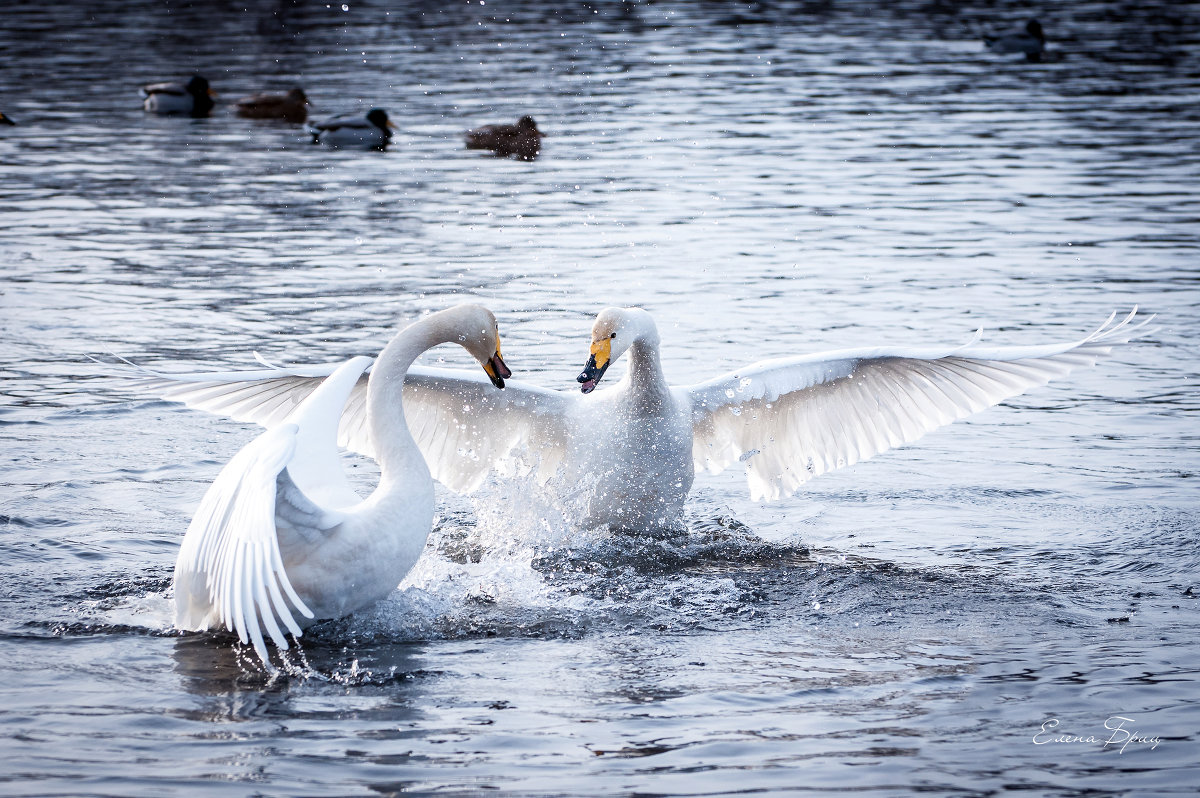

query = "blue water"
[2,1,1198,795]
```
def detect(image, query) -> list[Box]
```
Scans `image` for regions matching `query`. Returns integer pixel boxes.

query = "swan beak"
[577,339,611,394]
[207,89,218,98]
[483,349,511,389]
[387,120,398,129]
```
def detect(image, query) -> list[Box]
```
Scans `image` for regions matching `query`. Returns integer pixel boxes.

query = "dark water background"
[1,0,1198,795]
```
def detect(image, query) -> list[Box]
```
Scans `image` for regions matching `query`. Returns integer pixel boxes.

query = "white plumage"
[169,304,510,667]
[132,308,1149,532]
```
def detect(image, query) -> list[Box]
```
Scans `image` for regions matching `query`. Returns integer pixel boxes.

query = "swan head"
[446,304,511,389]
[576,307,655,394]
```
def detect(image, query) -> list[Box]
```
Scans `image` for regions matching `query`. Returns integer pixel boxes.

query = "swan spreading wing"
[173,357,372,665]
[127,361,571,494]
[687,309,1151,501]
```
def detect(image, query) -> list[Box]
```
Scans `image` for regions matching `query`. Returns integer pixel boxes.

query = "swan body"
[236,87,309,123]
[134,308,1148,533]
[465,115,544,160]
[171,304,510,666]
[141,75,215,116]
[309,108,394,148]
[984,19,1046,59]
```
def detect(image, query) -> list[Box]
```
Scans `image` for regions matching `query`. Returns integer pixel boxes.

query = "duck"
[309,108,394,149]
[465,115,544,160]
[170,304,511,668]
[130,308,1149,533]
[983,19,1046,60]
[235,86,310,123]
[141,74,216,117]
[0,112,15,126]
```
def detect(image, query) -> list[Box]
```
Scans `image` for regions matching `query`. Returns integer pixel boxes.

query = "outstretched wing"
[173,356,370,667]
[686,310,1152,501]
[123,359,572,493]
[402,367,571,492]
[174,423,320,666]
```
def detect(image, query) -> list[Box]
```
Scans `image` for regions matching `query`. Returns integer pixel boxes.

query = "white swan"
[171,304,510,667]
[131,308,1149,533]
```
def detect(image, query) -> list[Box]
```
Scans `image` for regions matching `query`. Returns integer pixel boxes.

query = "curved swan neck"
[367,309,470,478]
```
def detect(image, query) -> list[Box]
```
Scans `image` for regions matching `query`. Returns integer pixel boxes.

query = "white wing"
[402,367,571,492]
[174,423,320,666]
[173,357,371,667]
[687,310,1152,501]
[124,359,572,493]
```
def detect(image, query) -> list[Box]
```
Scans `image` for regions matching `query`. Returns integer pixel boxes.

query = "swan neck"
[627,335,669,402]
[366,318,447,479]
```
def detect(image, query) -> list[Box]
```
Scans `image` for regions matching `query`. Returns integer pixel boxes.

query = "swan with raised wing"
[134,307,1148,533]
[171,304,510,667]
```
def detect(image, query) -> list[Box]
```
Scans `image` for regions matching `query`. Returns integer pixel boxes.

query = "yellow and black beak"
[482,347,511,389]
[576,338,611,394]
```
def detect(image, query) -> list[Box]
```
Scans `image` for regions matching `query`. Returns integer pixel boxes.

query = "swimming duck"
[235,86,310,123]
[171,304,510,668]
[0,112,15,126]
[309,108,394,149]
[131,308,1148,533]
[983,19,1046,60]
[465,115,544,161]
[141,75,216,117]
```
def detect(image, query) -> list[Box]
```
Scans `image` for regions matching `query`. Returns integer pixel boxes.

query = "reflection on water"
[1,0,1198,795]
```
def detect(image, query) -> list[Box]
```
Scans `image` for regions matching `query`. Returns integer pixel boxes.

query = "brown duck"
[465,115,543,160]
[235,87,310,123]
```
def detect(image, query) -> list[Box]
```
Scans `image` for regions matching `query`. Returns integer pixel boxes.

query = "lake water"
[1,0,1198,795]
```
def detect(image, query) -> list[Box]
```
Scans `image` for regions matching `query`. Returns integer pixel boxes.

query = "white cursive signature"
[1033,717,1161,753]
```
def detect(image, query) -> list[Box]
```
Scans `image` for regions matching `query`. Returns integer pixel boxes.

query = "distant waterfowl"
[141,75,216,117]
[0,112,15,126]
[309,108,394,149]
[984,19,1046,60]
[465,115,544,160]
[132,308,1149,533]
[235,87,310,123]
[170,304,511,668]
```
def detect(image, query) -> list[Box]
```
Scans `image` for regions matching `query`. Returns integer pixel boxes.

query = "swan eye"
[610,332,616,339]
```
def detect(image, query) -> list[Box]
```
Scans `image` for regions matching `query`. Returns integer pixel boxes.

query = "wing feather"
[172,357,371,667]
[687,310,1152,501]
[174,424,317,665]
[122,357,571,494]
[400,368,571,492]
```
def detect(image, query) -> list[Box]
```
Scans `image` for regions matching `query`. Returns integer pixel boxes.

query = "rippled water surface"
[2,1,1199,795]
